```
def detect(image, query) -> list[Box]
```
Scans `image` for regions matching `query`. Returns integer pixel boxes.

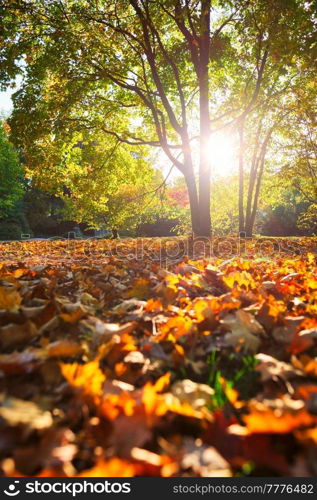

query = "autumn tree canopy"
[1,0,316,236]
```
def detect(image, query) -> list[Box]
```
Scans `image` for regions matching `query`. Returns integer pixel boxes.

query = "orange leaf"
[77,458,135,477]
[292,355,317,377]
[244,403,317,434]
[145,299,163,312]
[46,340,84,358]
[295,427,317,444]
[153,372,171,392]
[60,309,85,323]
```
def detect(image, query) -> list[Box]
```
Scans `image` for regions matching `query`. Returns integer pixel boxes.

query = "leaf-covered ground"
[0,237,316,477]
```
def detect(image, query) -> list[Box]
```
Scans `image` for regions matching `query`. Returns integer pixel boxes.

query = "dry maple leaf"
[193,298,217,323]
[171,379,214,410]
[0,396,53,432]
[180,437,232,477]
[158,315,193,341]
[112,299,146,314]
[126,278,151,300]
[0,350,42,375]
[77,458,136,477]
[291,355,317,377]
[223,270,257,290]
[255,353,303,384]
[101,392,137,420]
[45,340,84,358]
[141,383,211,421]
[0,287,22,311]
[0,321,38,350]
[221,309,264,352]
[81,316,135,340]
[13,428,76,476]
[241,396,317,434]
[290,327,317,354]
[61,359,105,401]
[104,412,152,457]
[60,308,86,323]
[295,427,317,445]
[271,316,305,344]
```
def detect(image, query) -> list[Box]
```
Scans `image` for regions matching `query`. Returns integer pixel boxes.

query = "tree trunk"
[238,118,245,234]
[247,132,272,236]
[184,169,200,236]
[245,220,253,238]
[245,167,257,237]
[248,150,266,235]
[198,0,212,237]
[245,121,263,236]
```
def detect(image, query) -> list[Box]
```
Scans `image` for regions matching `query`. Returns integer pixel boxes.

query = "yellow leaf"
[0,287,22,311]
[127,278,150,299]
[223,271,257,290]
[60,359,105,400]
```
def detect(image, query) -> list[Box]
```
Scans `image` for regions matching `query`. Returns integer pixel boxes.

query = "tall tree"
[0,0,241,236]
[1,0,315,236]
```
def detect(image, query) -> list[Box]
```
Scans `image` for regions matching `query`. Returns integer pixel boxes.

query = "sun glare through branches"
[207,131,238,178]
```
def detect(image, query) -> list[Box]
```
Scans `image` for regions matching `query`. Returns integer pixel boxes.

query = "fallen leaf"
[77,458,136,477]
[0,287,22,311]
[180,438,232,477]
[221,310,264,352]
[171,379,214,410]
[0,396,53,431]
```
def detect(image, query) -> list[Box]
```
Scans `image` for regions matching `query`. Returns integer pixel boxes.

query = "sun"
[206,131,238,178]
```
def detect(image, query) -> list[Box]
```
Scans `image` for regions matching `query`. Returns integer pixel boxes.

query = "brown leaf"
[171,379,214,410]
[180,438,231,477]
[0,351,42,375]
[255,353,303,384]
[221,310,264,352]
[45,340,84,358]
[0,321,38,350]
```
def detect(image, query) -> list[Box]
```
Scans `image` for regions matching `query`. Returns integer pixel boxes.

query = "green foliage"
[13,121,161,231]
[0,123,23,218]
[58,139,173,232]
[259,187,311,236]
[0,220,24,240]
[0,197,32,240]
